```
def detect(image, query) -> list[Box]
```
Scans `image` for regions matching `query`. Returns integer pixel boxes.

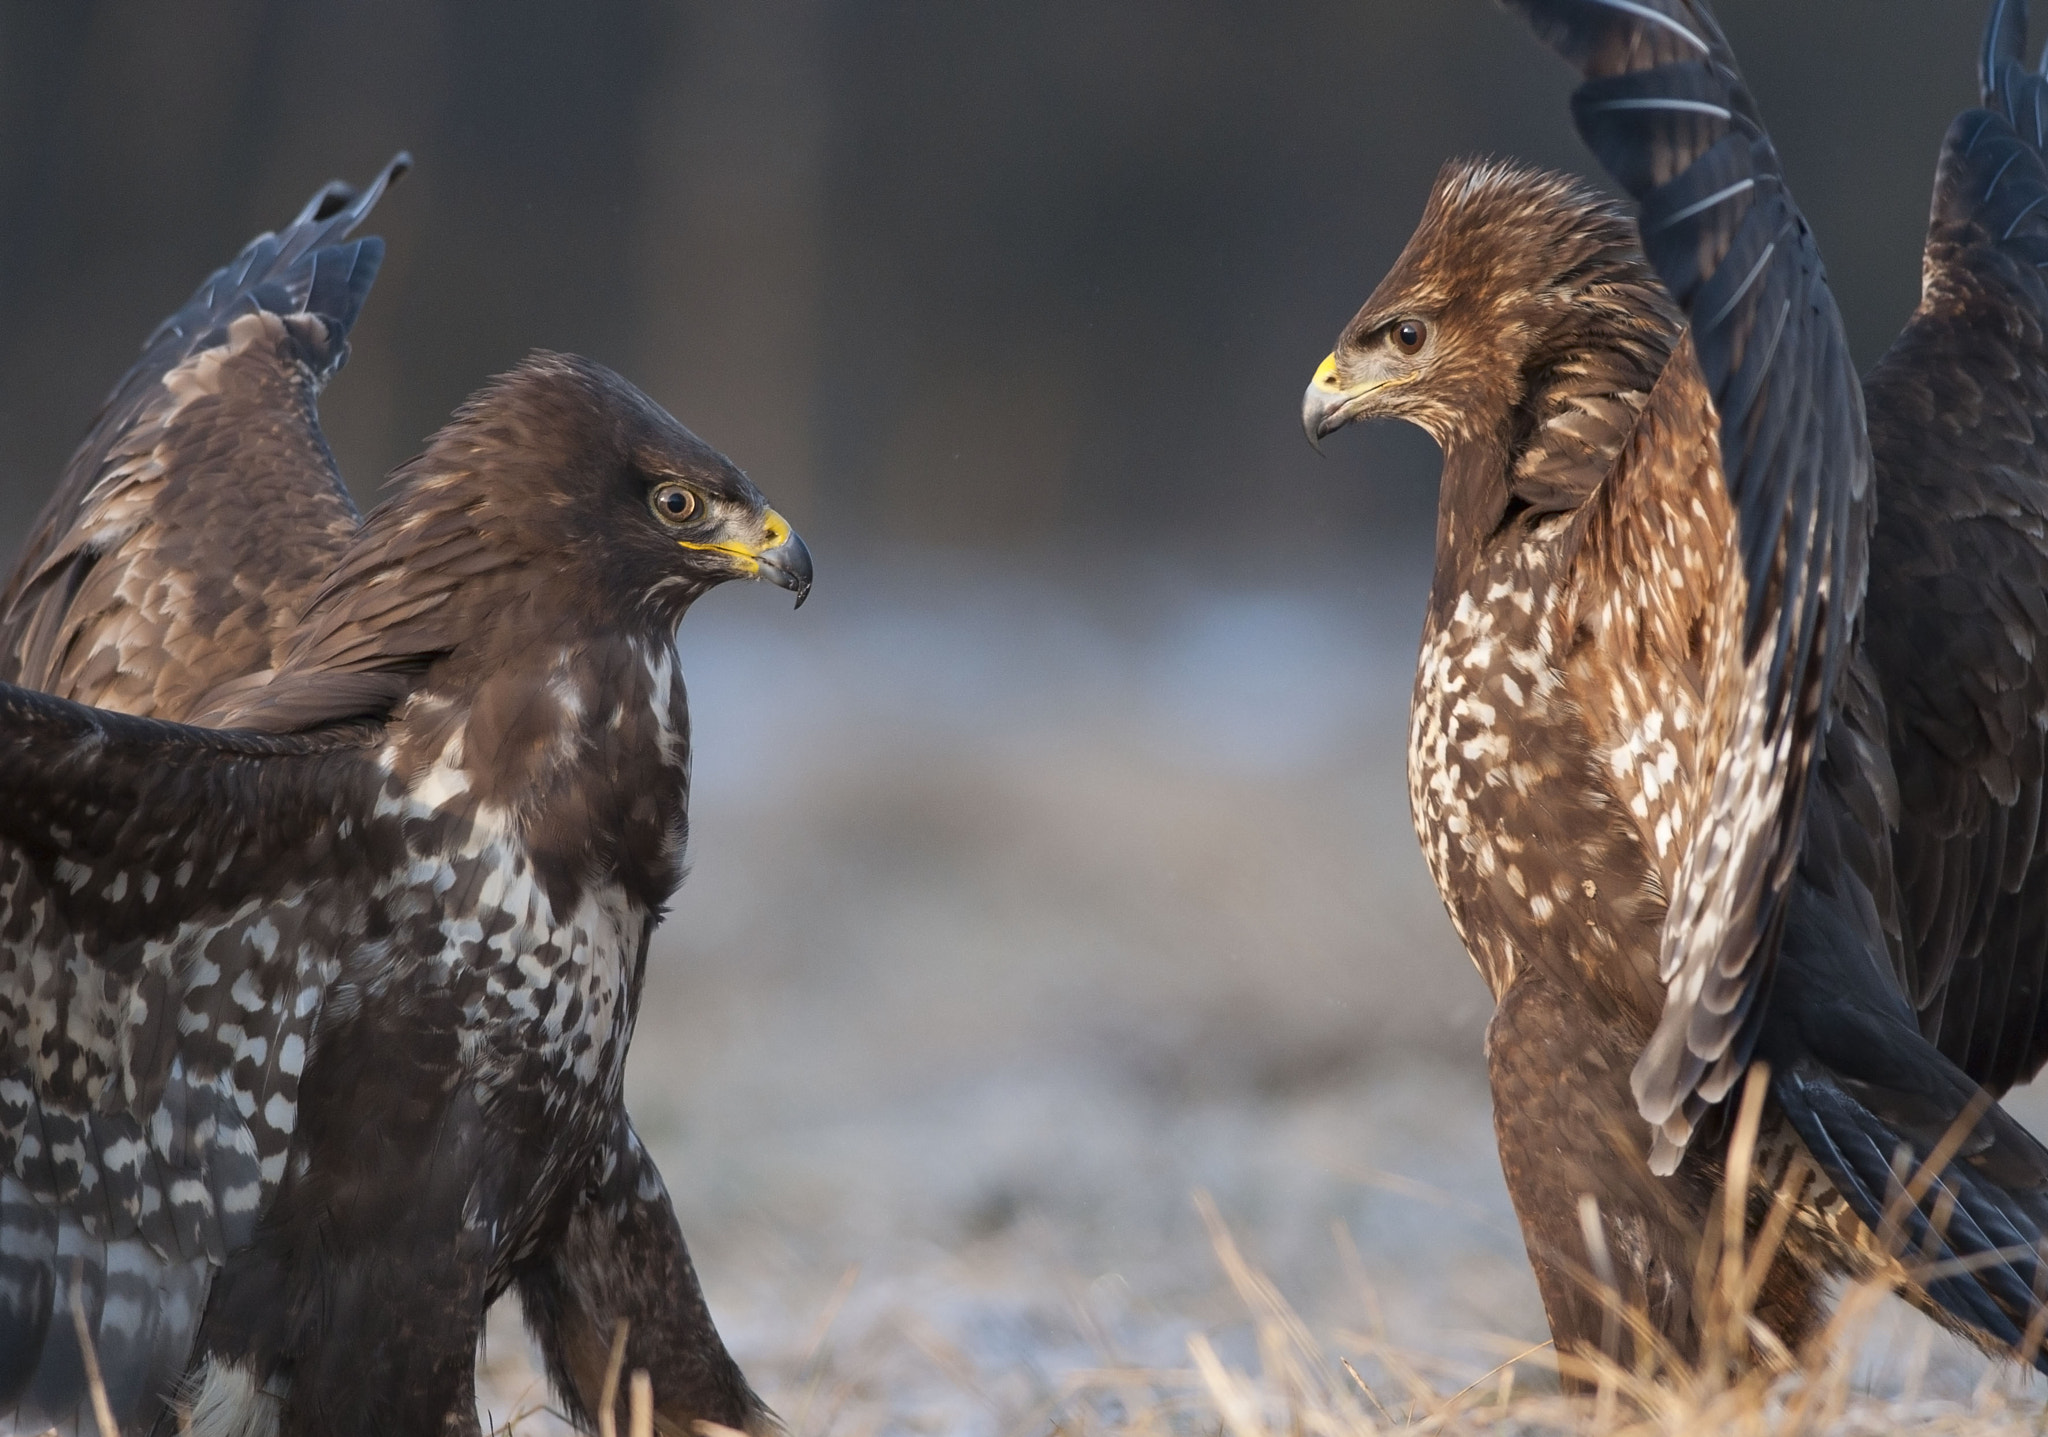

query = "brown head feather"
[1329,158,1676,445]
[191,353,791,732]
[1314,158,1680,604]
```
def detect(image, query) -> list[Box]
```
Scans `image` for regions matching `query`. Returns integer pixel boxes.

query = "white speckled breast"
[1407,516,1668,1011]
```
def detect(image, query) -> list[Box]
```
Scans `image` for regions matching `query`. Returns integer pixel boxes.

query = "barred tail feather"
[0,1178,209,1435]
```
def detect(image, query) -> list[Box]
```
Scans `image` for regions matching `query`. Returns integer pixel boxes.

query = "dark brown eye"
[650,482,699,524]
[1392,320,1427,355]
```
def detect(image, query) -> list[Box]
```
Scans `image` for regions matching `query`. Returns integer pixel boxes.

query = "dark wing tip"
[338,152,410,234]
[1983,0,2029,108]
[300,180,357,226]
[288,151,411,235]
[131,152,413,383]
[1979,0,2048,156]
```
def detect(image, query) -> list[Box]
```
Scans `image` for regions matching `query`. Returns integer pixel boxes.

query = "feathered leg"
[517,1118,768,1436]
[192,995,498,1437]
[1488,970,1826,1382]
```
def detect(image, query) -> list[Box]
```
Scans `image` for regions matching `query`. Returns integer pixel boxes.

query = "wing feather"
[0,679,385,1301]
[0,160,444,1430]
[0,156,408,721]
[1507,0,1872,1164]
[0,682,388,1427]
[1864,0,2048,1097]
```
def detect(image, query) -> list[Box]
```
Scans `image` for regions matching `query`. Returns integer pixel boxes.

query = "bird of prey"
[1305,0,2048,1374]
[0,160,811,1435]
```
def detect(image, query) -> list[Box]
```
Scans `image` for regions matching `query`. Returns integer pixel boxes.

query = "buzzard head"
[470,353,812,621]
[187,353,815,733]
[1301,158,1653,450]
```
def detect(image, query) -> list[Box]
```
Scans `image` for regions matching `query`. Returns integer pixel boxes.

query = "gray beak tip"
[757,528,815,610]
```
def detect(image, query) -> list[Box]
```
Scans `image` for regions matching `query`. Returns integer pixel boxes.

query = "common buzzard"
[1306,0,2048,1374]
[0,160,810,1435]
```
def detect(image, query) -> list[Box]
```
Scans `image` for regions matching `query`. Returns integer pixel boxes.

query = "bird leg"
[516,1117,769,1437]
[1486,969,1826,1385]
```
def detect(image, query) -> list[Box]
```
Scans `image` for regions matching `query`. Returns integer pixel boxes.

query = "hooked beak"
[1301,352,1380,452]
[755,520,814,608]
[679,507,815,607]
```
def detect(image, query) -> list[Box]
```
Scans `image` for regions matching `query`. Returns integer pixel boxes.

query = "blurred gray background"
[0,4,2026,1433]
[0,0,1984,552]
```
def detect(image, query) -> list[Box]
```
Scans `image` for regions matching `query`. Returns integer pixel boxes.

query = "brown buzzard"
[1306,0,2048,1375]
[0,159,810,1435]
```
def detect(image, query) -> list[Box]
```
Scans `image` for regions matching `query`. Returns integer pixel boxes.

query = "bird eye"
[1391,320,1427,355]
[650,482,699,525]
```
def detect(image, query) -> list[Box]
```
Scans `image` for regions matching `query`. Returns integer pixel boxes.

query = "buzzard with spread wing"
[1306,0,2048,1375]
[0,161,810,1435]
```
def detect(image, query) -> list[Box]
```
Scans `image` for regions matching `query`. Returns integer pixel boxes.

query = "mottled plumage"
[0,166,809,1436]
[1307,0,2048,1377]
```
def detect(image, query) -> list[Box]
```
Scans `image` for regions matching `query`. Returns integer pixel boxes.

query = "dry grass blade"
[1430,1339,1553,1418]
[1707,1064,1771,1371]
[2017,1241,2048,1365]
[628,1370,653,1437]
[67,1258,117,1437]
[599,1317,631,1437]
[1574,1193,1621,1376]
[1188,1332,1267,1437]
[1873,1089,1995,1266]
[793,1262,861,1437]
[485,1389,560,1437]
[1038,1145,2048,1437]
[1196,1189,1375,1426]
[1340,1357,1397,1426]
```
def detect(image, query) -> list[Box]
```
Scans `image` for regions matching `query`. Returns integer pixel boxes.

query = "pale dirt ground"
[472,550,2048,1435]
